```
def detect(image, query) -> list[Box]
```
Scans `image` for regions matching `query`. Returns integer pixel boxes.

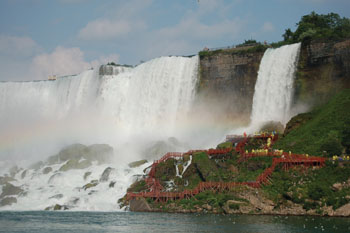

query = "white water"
[227,43,301,136]
[251,43,301,126]
[0,56,199,211]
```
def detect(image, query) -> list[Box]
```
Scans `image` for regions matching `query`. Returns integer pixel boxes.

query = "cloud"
[30,46,119,79]
[78,19,146,41]
[261,22,275,32]
[0,35,41,57]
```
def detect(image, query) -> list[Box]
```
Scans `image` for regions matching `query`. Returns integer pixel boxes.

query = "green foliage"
[273,89,350,156]
[216,142,232,149]
[283,12,350,43]
[263,163,350,210]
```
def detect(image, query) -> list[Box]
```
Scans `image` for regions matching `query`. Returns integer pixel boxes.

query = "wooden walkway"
[126,134,326,202]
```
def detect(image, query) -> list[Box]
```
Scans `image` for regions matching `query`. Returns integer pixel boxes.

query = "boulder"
[0,197,17,206]
[0,176,16,185]
[49,194,63,199]
[21,170,27,179]
[109,181,116,188]
[84,144,113,164]
[128,160,148,168]
[83,180,98,190]
[42,167,53,174]
[259,121,284,134]
[59,159,91,172]
[48,173,62,184]
[100,167,114,182]
[83,172,92,180]
[334,203,350,216]
[129,198,152,212]
[0,182,23,198]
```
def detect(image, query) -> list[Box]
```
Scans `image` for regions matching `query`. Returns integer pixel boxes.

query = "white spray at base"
[229,43,301,135]
[0,56,199,211]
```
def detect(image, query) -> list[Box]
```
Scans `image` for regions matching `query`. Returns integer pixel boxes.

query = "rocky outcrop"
[197,48,265,124]
[100,167,114,182]
[47,143,114,166]
[128,160,148,168]
[197,39,350,124]
[293,39,350,107]
[0,182,23,198]
[129,198,152,212]
[0,197,17,207]
[99,65,132,76]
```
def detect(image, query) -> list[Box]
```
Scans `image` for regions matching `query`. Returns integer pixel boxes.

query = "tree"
[283,12,350,43]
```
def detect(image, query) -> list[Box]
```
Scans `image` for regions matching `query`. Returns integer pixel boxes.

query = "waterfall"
[0,56,199,211]
[250,43,301,126]
[0,56,199,162]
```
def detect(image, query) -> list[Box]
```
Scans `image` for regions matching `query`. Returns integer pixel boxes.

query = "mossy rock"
[83,180,98,190]
[49,144,113,165]
[128,160,148,168]
[216,142,233,149]
[193,152,220,181]
[59,159,92,172]
[127,180,147,192]
[259,121,284,134]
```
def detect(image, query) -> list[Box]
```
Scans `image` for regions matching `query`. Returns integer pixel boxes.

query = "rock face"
[198,48,265,123]
[0,197,17,207]
[293,39,350,107]
[197,39,350,124]
[0,183,23,198]
[129,198,152,212]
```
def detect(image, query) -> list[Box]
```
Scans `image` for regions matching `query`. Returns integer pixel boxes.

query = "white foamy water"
[227,43,301,136]
[251,43,301,126]
[0,56,198,211]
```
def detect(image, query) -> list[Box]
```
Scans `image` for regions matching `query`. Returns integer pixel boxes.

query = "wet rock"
[129,198,152,212]
[109,181,116,188]
[0,197,17,206]
[42,167,53,174]
[48,173,62,184]
[83,172,92,180]
[59,159,91,172]
[128,160,148,168]
[334,203,350,216]
[49,194,63,200]
[100,167,114,182]
[202,204,212,210]
[53,204,69,210]
[0,176,16,185]
[0,182,23,198]
[21,170,27,179]
[83,180,98,190]
[84,144,114,164]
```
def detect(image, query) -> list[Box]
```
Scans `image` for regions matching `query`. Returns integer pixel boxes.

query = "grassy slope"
[273,89,350,156]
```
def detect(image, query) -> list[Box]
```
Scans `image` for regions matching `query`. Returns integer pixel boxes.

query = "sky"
[0,0,349,81]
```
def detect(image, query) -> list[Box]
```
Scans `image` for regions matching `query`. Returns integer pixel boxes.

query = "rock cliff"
[197,39,350,123]
[196,47,265,124]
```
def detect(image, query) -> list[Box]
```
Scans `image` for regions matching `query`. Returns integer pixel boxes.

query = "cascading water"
[0,56,199,211]
[250,43,301,127]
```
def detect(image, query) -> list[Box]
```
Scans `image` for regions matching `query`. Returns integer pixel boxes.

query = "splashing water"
[251,43,301,126]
